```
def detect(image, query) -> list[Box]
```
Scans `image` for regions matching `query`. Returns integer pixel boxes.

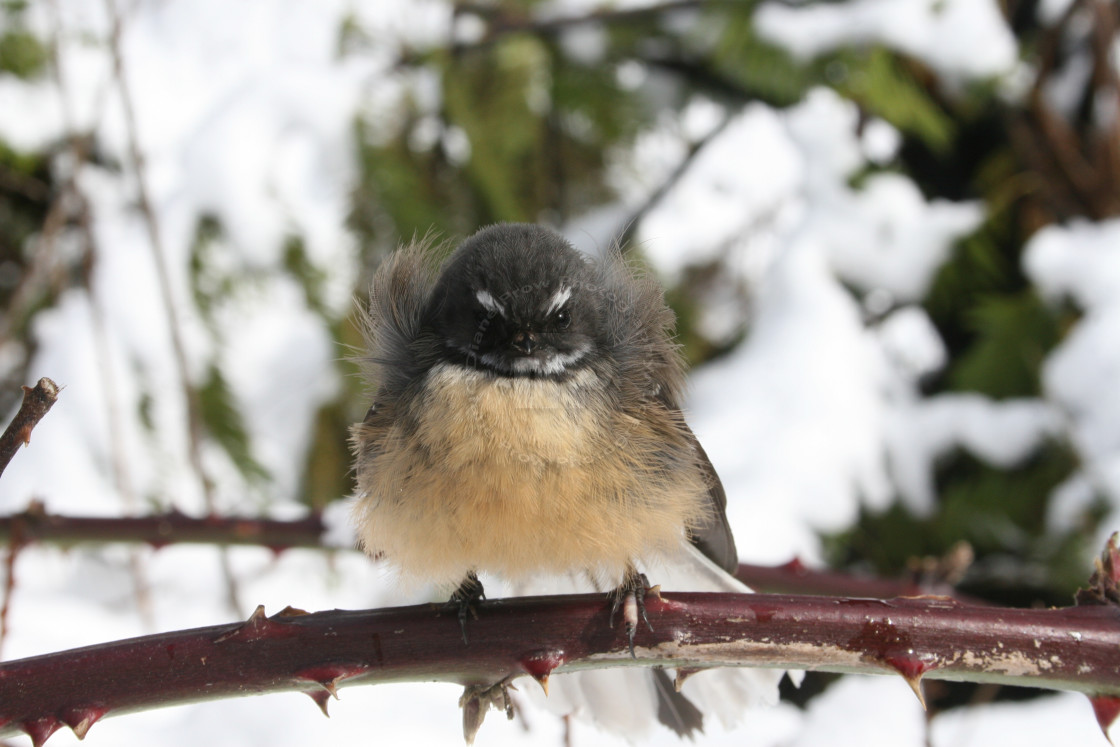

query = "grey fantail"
[350,223,773,738]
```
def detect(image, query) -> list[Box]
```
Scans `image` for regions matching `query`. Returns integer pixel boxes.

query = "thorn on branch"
[295,663,369,700]
[674,667,701,691]
[58,705,109,740]
[20,715,62,747]
[305,688,332,718]
[518,650,566,696]
[213,605,302,644]
[1089,694,1120,743]
[884,654,932,710]
[0,378,61,479]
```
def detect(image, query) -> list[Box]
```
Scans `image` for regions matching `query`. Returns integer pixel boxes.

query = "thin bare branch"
[0,379,60,479]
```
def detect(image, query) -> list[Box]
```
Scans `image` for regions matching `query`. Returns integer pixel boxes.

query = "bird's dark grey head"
[427,223,603,378]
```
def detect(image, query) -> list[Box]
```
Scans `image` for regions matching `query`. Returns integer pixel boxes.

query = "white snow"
[1025,218,1120,543]
[754,0,1019,83]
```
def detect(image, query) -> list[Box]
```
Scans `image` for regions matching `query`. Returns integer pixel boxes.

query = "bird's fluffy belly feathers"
[352,362,710,587]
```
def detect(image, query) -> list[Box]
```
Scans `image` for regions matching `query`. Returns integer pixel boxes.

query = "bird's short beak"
[510,330,538,355]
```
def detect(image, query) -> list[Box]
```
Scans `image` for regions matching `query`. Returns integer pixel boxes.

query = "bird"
[350,222,777,738]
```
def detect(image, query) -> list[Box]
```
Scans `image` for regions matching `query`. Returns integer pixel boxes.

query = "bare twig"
[0,379,60,479]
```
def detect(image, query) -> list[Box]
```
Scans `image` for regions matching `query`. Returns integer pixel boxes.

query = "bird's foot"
[448,571,484,645]
[609,568,657,657]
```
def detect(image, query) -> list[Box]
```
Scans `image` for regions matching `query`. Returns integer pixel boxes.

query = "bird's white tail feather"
[500,545,785,737]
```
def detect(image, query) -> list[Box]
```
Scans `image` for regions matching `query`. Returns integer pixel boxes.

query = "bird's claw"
[449,571,485,645]
[609,570,656,657]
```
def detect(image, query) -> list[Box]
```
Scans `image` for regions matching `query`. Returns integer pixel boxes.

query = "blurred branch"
[0,378,59,479]
[735,551,987,605]
[0,505,334,552]
[0,0,105,357]
[0,167,49,202]
[0,505,989,602]
[103,0,243,615]
[1,580,1119,744]
[102,0,208,502]
[1010,0,1120,224]
[615,112,734,249]
[0,158,70,350]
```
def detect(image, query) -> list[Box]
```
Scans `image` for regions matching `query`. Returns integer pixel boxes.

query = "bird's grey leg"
[449,570,484,644]
[609,563,654,657]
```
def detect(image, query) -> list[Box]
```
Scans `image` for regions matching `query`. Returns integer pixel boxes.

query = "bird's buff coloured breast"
[351,362,710,588]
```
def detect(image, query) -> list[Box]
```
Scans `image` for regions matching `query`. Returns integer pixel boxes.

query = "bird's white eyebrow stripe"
[475,290,505,315]
[545,286,571,315]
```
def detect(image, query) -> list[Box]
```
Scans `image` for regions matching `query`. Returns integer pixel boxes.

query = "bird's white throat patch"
[481,340,590,376]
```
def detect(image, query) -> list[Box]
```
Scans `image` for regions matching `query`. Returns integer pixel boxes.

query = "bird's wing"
[683,425,739,574]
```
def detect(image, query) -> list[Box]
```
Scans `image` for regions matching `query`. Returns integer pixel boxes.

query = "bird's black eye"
[554,308,571,329]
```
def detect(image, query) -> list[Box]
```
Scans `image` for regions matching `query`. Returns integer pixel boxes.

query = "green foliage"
[198,364,269,485]
[188,213,231,326]
[709,7,824,107]
[190,217,343,496]
[0,29,47,79]
[663,259,748,366]
[834,48,955,152]
[0,138,51,342]
[301,402,353,512]
[825,441,1082,605]
[947,292,1061,399]
[352,127,460,244]
[282,234,330,318]
[0,143,48,248]
[706,5,1106,608]
[442,36,549,222]
[711,12,954,152]
[351,24,646,250]
[0,1,45,78]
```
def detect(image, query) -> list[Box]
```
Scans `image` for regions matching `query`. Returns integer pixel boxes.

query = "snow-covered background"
[0,0,1117,744]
